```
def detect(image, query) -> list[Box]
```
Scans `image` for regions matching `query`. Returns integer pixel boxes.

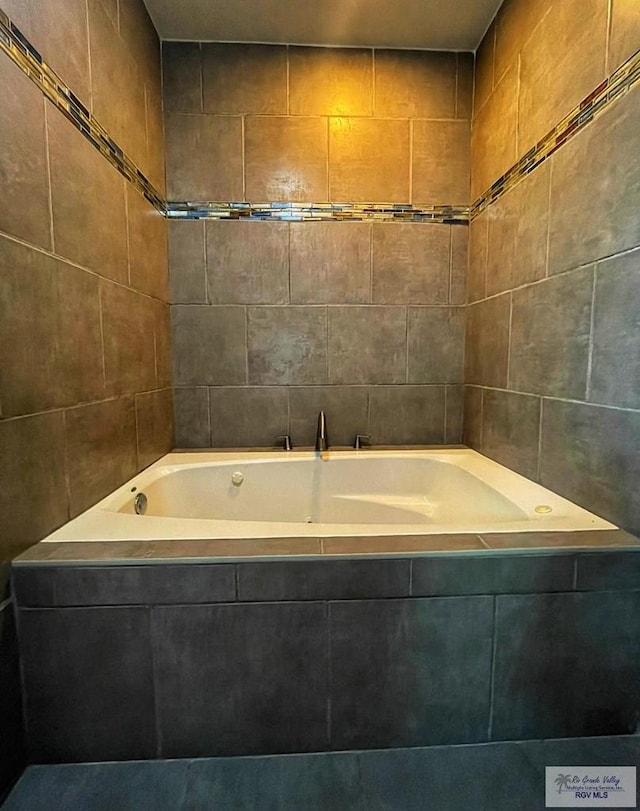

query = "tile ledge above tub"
[11,528,640,567]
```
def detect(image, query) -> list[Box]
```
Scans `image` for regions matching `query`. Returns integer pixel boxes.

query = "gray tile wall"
[0,3,172,794]
[467,3,640,534]
[14,551,640,761]
[163,45,470,448]
[170,219,468,447]
[0,1,173,585]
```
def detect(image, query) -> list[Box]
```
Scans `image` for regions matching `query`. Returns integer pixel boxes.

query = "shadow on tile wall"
[164,45,472,448]
[465,0,640,533]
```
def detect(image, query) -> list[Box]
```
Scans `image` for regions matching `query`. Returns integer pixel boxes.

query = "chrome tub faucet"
[315,411,328,452]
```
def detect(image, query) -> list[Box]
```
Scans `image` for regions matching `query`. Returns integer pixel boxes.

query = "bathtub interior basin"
[42,448,617,541]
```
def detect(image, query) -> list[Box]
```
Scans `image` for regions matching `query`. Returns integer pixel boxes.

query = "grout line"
[61,409,72,521]
[368,222,373,303]
[448,227,454,303]
[148,610,164,758]
[124,179,132,287]
[243,306,249,385]
[506,292,513,389]
[479,387,484,448]
[544,159,554,277]
[443,385,448,443]
[605,0,613,75]
[455,383,640,415]
[408,118,413,203]
[536,397,544,482]
[404,306,409,384]
[241,116,246,201]
[206,385,212,446]
[97,282,108,393]
[326,117,330,202]
[286,44,290,116]
[585,267,598,402]
[487,595,498,741]
[202,220,208,303]
[326,601,332,747]
[198,42,204,112]
[454,53,459,118]
[371,49,376,117]
[572,556,579,590]
[42,100,56,253]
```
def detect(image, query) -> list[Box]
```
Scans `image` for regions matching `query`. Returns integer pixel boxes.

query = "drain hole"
[134,492,148,515]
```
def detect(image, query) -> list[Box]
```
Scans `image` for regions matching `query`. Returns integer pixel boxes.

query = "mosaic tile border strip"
[470,47,640,220]
[166,202,470,224]
[0,7,165,213]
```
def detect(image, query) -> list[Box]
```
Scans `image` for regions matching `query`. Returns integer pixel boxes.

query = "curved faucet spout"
[315,410,329,453]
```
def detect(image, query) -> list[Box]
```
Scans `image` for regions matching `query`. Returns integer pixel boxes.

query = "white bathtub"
[43,449,616,542]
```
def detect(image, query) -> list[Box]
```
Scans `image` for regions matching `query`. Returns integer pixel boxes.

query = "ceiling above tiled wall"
[142,0,504,51]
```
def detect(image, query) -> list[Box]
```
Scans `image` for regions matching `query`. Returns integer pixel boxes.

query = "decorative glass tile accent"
[0,7,165,213]
[166,201,470,223]
[470,47,640,220]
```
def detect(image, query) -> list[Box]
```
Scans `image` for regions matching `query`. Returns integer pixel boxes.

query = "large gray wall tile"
[481,389,541,480]
[172,305,247,385]
[290,222,371,304]
[548,84,640,275]
[289,386,369,447]
[210,387,288,447]
[0,239,103,417]
[540,399,640,533]
[590,248,640,409]
[486,162,550,296]
[153,602,328,756]
[411,120,470,205]
[101,281,157,396]
[0,57,50,250]
[135,389,174,469]
[463,386,483,448]
[369,386,445,445]
[329,597,494,748]
[162,42,202,113]
[165,113,243,200]
[492,591,640,740]
[20,607,156,762]
[238,560,410,601]
[509,268,593,399]
[445,385,464,444]
[412,554,574,596]
[126,186,169,301]
[173,388,210,447]
[202,43,287,115]
[247,307,327,385]
[329,307,406,385]
[168,221,207,304]
[48,105,128,284]
[0,414,68,576]
[14,564,236,607]
[206,221,289,304]
[465,295,510,388]
[65,398,138,517]
[407,307,465,384]
[372,224,450,304]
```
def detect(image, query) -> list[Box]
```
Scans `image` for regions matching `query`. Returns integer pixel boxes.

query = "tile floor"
[3,736,640,810]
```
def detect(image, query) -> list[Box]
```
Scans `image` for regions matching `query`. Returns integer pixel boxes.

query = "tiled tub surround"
[466,0,640,535]
[11,543,640,763]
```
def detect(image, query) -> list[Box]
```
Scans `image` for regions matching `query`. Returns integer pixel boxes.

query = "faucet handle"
[274,434,293,451]
[354,434,371,450]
